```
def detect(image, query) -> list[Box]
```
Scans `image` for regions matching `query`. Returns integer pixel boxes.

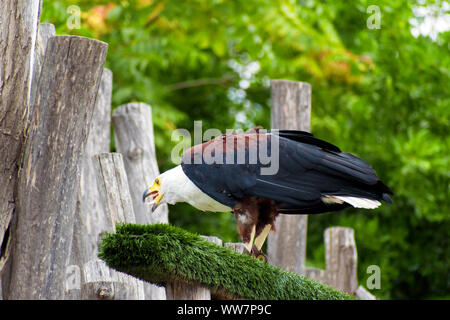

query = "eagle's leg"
[233,198,259,256]
[254,224,271,251]
[250,224,271,262]
[244,226,256,254]
[251,199,279,261]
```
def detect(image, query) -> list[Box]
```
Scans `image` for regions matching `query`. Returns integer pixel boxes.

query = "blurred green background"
[41,0,449,299]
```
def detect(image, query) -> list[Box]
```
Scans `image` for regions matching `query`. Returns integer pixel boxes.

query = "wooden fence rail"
[0,4,375,300]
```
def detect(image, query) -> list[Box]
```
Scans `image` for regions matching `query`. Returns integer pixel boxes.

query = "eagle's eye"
[155,178,160,185]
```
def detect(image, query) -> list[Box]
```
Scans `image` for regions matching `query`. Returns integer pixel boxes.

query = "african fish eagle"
[143,128,393,260]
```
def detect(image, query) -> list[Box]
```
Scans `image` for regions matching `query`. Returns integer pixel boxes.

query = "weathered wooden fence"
[268,80,375,299]
[0,2,374,300]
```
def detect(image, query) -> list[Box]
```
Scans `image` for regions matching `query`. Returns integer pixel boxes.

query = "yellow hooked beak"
[142,181,163,213]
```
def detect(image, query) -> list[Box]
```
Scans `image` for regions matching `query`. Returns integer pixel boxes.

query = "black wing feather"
[274,129,341,152]
[181,130,393,213]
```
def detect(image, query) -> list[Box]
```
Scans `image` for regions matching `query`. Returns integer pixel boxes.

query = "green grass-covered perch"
[98,223,355,300]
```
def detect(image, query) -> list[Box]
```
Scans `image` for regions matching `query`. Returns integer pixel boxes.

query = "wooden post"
[81,259,145,300]
[267,80,311,275]
[201,235,223,247]
[165,236,222,300]
[324,227,358,294]
[89,152,155,300]
[30,23,56,106]
[224,242,246,254]
[305,267,327,284]
[0,0,41,281]
[6,36,107,299]
[165,281,211,300]
[65,69,112,299]
[112,102,169,225]
[112,103,168,300]
[304,228,372,298]
[94,153,136,228]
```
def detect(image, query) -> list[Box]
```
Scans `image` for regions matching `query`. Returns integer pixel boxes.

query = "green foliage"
[99,223,355,300]
[42,0,449,299]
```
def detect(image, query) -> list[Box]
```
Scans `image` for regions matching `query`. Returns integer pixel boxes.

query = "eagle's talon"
[250,244,267,262]
[256,254,267,262]
[242,245,267,262]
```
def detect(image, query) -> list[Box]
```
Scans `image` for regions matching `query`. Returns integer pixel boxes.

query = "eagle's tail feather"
[322,195,381,209]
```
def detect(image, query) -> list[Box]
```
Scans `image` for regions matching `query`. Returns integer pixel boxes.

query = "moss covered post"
[98,224,355,300]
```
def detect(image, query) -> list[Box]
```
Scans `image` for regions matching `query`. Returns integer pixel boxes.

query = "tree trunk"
[6,36,107,299]
[267,80,311,275]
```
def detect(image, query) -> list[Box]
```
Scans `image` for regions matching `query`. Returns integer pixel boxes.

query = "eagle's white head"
[142,165,187,212]
[143,165,232,213]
